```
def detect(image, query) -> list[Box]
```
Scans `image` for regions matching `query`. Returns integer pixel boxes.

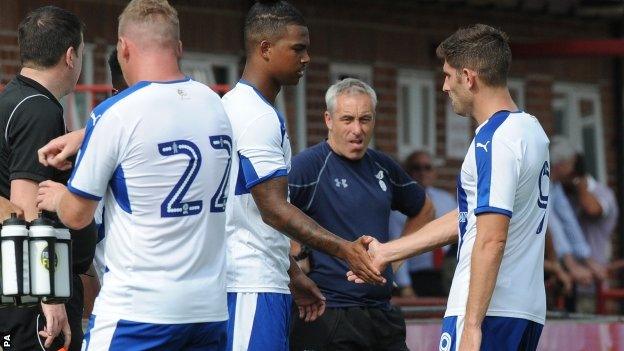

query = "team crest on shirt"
[375,171,387,192]
[439,332,452,351]
[177,89,189,100]
[90,112,102,125]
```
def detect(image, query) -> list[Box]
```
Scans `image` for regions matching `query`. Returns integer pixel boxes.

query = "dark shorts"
[0,274,84,351]
[440,315,543,351]
[290,305,408,351]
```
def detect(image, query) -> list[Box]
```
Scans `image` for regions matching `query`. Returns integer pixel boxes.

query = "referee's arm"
[0,195,24,220]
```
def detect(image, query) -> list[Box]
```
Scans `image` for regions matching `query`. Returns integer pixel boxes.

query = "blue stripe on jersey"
[67,184,101,200]
[234,159,250,195]
[238,79,287,145]
[69,81,152,190]
[474,110,512,217]
[109,165,132,213]
[238,153,288,190]
[456,174,468,260]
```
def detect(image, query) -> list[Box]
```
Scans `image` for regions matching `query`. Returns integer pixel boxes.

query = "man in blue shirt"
[288,78,433,350]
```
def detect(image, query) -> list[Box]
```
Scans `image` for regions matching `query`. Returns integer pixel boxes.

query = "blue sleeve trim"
[67,184,102,201]
[474,206,512,218]
[247,168,288,189]
[475,111,510,209]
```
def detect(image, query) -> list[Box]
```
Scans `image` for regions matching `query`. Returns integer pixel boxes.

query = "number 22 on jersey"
[157,136,232,218]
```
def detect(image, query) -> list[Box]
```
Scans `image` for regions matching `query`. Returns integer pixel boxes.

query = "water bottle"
[48,222,72,302]
[29,214,56,298]
[1,213,29,298]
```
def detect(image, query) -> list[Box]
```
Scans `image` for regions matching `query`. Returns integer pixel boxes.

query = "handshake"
[340,235,392,285]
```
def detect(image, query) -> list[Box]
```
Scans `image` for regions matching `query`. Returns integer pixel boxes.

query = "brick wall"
[0,0,619,194]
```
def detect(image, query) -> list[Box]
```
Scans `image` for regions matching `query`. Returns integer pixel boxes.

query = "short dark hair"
[244,0,306,53]
[107,49,127,92]
[18,6,85,68]
[436,24,511,87]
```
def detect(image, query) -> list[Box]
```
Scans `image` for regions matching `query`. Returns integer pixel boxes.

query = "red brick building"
[1,0,622,247]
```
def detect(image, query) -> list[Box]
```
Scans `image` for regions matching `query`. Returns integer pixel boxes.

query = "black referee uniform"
[288,141,427,351]
[0,74,96,351]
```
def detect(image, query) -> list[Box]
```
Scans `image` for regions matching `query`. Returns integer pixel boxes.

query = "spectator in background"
[548,136,606,288]
[389,150,456,297]
[564,153,619,267]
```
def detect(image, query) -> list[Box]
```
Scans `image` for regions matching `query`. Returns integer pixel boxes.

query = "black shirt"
[288,141,426,308]
[0,75,96,274]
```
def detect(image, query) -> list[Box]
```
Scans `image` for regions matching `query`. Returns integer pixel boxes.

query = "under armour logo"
[476,140,491,152]
[334,178,348,188]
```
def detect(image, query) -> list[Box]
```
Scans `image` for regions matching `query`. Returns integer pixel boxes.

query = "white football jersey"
[221,80,291,293]
[68,78,232,324]
[446,110,550,324]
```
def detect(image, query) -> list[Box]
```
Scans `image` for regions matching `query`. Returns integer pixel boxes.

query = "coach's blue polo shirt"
[288,141,426,308]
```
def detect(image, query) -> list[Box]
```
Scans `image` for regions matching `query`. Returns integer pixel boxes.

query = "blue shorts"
[440,315,543,351]
[226,292,292,351]
[82,314,227,351]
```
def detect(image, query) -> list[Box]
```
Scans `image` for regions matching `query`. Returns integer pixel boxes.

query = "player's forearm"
[288,255,304,279]
[381,209,458,263]
[252,177,348,259]
[57,191,95,230]
[464,214,509,328]
[465,239,505,327]
[10,179,41,221]
[401,197,435,236]
[279,203,347,258]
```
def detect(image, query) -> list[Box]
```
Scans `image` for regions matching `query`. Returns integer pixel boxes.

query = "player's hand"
[0,196,23,221]
[38,129,85,170]
[345,237,388,284]
[289,271,326,322]
[458,324,481,351]
[340,236,386,285]
[553,265,574,296]
[39,302,71,349]
[585,258,608,282]
[37,180,67,212]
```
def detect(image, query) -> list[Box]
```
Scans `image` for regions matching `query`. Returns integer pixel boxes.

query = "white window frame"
[295,75,307,152]
[553,83,606,182]
[180,52,239,87]
[396,70,436,159]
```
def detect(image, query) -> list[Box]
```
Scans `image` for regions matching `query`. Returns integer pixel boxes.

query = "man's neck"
[472,86,517,126]
[20,67,65,100]
[241,64,280,104]
[125,54,184,86]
